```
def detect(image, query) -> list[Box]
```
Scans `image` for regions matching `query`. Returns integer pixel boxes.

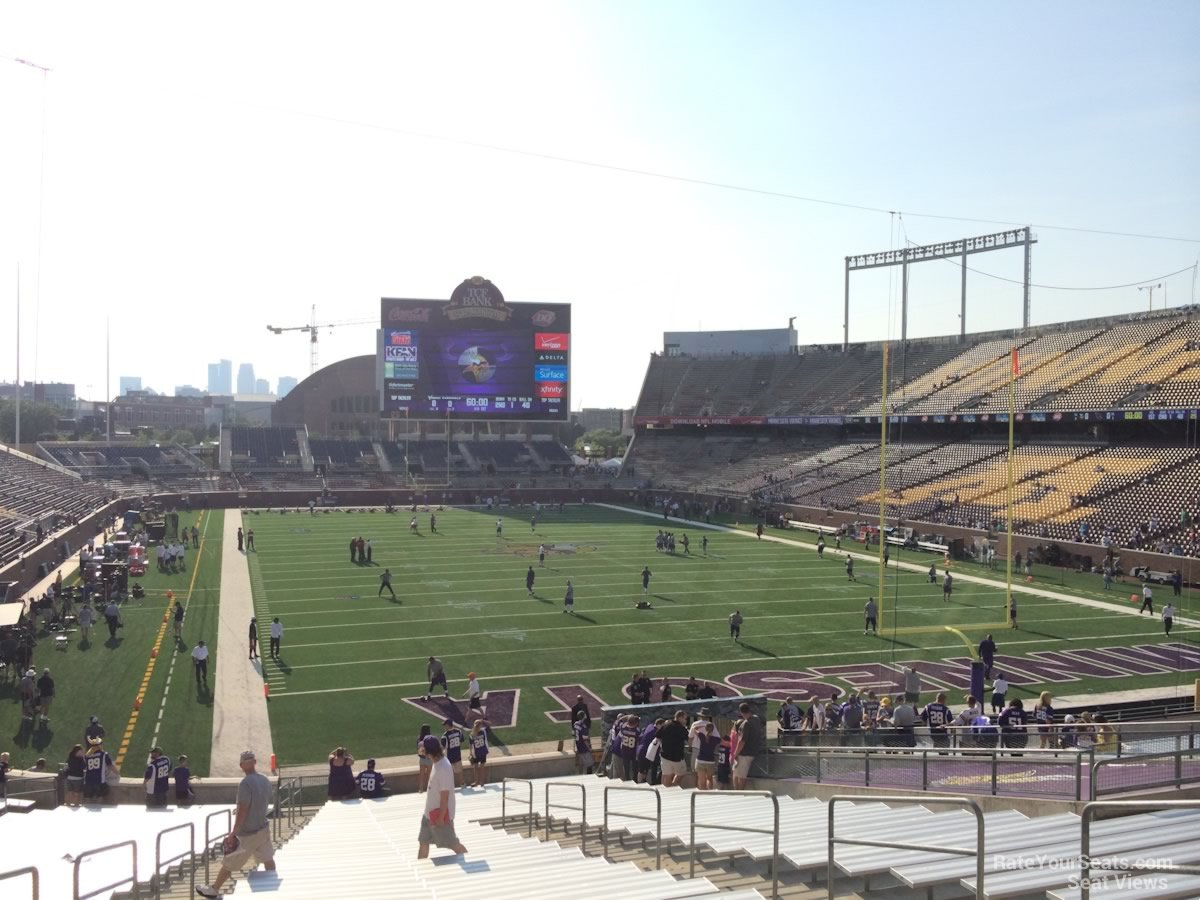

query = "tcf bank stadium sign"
[445,276,513,322]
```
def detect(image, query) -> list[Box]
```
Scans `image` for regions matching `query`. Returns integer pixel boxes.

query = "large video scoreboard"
[380,277,570,421]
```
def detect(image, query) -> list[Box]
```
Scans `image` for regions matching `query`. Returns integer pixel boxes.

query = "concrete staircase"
[126,811,314,900]
[489,816,864,900]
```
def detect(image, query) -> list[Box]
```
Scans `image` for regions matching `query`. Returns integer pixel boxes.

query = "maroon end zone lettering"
[402,690,520,728]
[1005,650,1135,681]
[622,677,740,702]
[809,663,906,693]
[1102,643,1200,672]
[724,670,836,702]
[543,684,607,723]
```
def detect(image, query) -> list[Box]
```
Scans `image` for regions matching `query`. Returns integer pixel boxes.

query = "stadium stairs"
[139,775,1200,900]
[372,441,392,472]
[296,428,314,474]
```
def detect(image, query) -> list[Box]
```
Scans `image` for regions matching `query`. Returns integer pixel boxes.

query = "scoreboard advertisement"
[380,278,571,421]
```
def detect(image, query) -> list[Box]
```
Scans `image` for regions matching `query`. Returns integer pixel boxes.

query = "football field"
[247,504,1199,767]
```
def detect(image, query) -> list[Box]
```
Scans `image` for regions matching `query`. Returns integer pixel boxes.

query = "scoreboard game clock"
[380,277,571,421]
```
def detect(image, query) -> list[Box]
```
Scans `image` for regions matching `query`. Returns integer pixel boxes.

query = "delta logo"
[537,382,566,399]
[535,333,569,351]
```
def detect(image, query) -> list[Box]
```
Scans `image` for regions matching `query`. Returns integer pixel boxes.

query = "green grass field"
[246,504,1199,768]
[1,510,224,776]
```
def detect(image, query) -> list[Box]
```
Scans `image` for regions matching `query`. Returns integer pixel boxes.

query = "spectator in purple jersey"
[441,719,465,787]
[572,711,592,774]
[998,698,1030,753]
[715,734,732,790]
[83,737,117,803]
[694,722,720,790]
[143,746,172,808]
[1034,692,1055,749]
[617,715,641,781]
[356,759,387,799]
[921,693,952,752]
[468,719,489,788]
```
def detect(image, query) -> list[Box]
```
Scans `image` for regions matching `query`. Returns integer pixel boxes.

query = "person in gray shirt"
[196,750,276,897]
[891,696,918,748]
[903,666,922,704]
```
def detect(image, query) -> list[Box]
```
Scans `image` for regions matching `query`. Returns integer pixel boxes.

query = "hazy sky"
[2,2,1198,409]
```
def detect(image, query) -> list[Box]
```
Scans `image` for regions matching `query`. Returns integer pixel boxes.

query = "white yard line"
[149,511,214,750]
[596,502,1200,629]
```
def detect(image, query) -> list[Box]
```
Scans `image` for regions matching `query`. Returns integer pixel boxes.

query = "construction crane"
[266,305,375,374]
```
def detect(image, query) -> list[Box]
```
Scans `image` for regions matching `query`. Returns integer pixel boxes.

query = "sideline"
[209,510,275,776]
[147,510,213,751]
[595,503,1200,629]
[116,512,209,767]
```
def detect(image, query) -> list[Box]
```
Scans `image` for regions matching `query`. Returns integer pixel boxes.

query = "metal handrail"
[780,719,1200,751]
[274,776,301,839]
[689,790,780,900]
[202,809,232,883]
[0,866,39,900]
[501,778,535,836]
[544,781,587,853]
[602,785,662,870]
[774,743,1092,799]
[1090,746,1200,800]
[827,794,985,900]
[72,839,138,900]
[1080,800,1200,900]
[153,822,195,900]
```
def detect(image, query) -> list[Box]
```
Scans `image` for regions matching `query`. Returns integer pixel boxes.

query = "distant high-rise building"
[255,378,270,395]
[207,359,232,394]
[119,376,142,395]
[277,376,298,398]
[175,385,203,397]
[236,363,256,395]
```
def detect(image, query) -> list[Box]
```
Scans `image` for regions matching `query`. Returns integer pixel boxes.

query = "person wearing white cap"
[196,750,275,897]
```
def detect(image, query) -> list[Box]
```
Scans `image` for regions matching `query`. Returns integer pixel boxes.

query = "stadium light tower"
[1138,282,1162,312]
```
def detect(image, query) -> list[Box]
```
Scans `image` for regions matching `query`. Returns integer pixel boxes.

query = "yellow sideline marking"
[115,512,206,767]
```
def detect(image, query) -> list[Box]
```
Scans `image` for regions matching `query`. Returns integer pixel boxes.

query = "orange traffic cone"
[270,753,277,773]
[264,682,270,698]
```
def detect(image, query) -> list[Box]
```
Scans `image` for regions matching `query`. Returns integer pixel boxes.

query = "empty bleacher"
[39,441,205,481]
[308,438,378,470]
[639,313,1199,423]
[0,447,111,564]
[228,427,304,470]
[203,776,1200,900]
[0,801,233,899]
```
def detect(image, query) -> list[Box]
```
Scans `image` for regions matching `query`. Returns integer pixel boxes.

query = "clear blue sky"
[2,1,1197,408]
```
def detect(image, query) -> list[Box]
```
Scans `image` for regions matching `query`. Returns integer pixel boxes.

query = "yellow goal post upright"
[875,342,1011,646]
[1006,346,1018,618]
[877,342,889,627]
